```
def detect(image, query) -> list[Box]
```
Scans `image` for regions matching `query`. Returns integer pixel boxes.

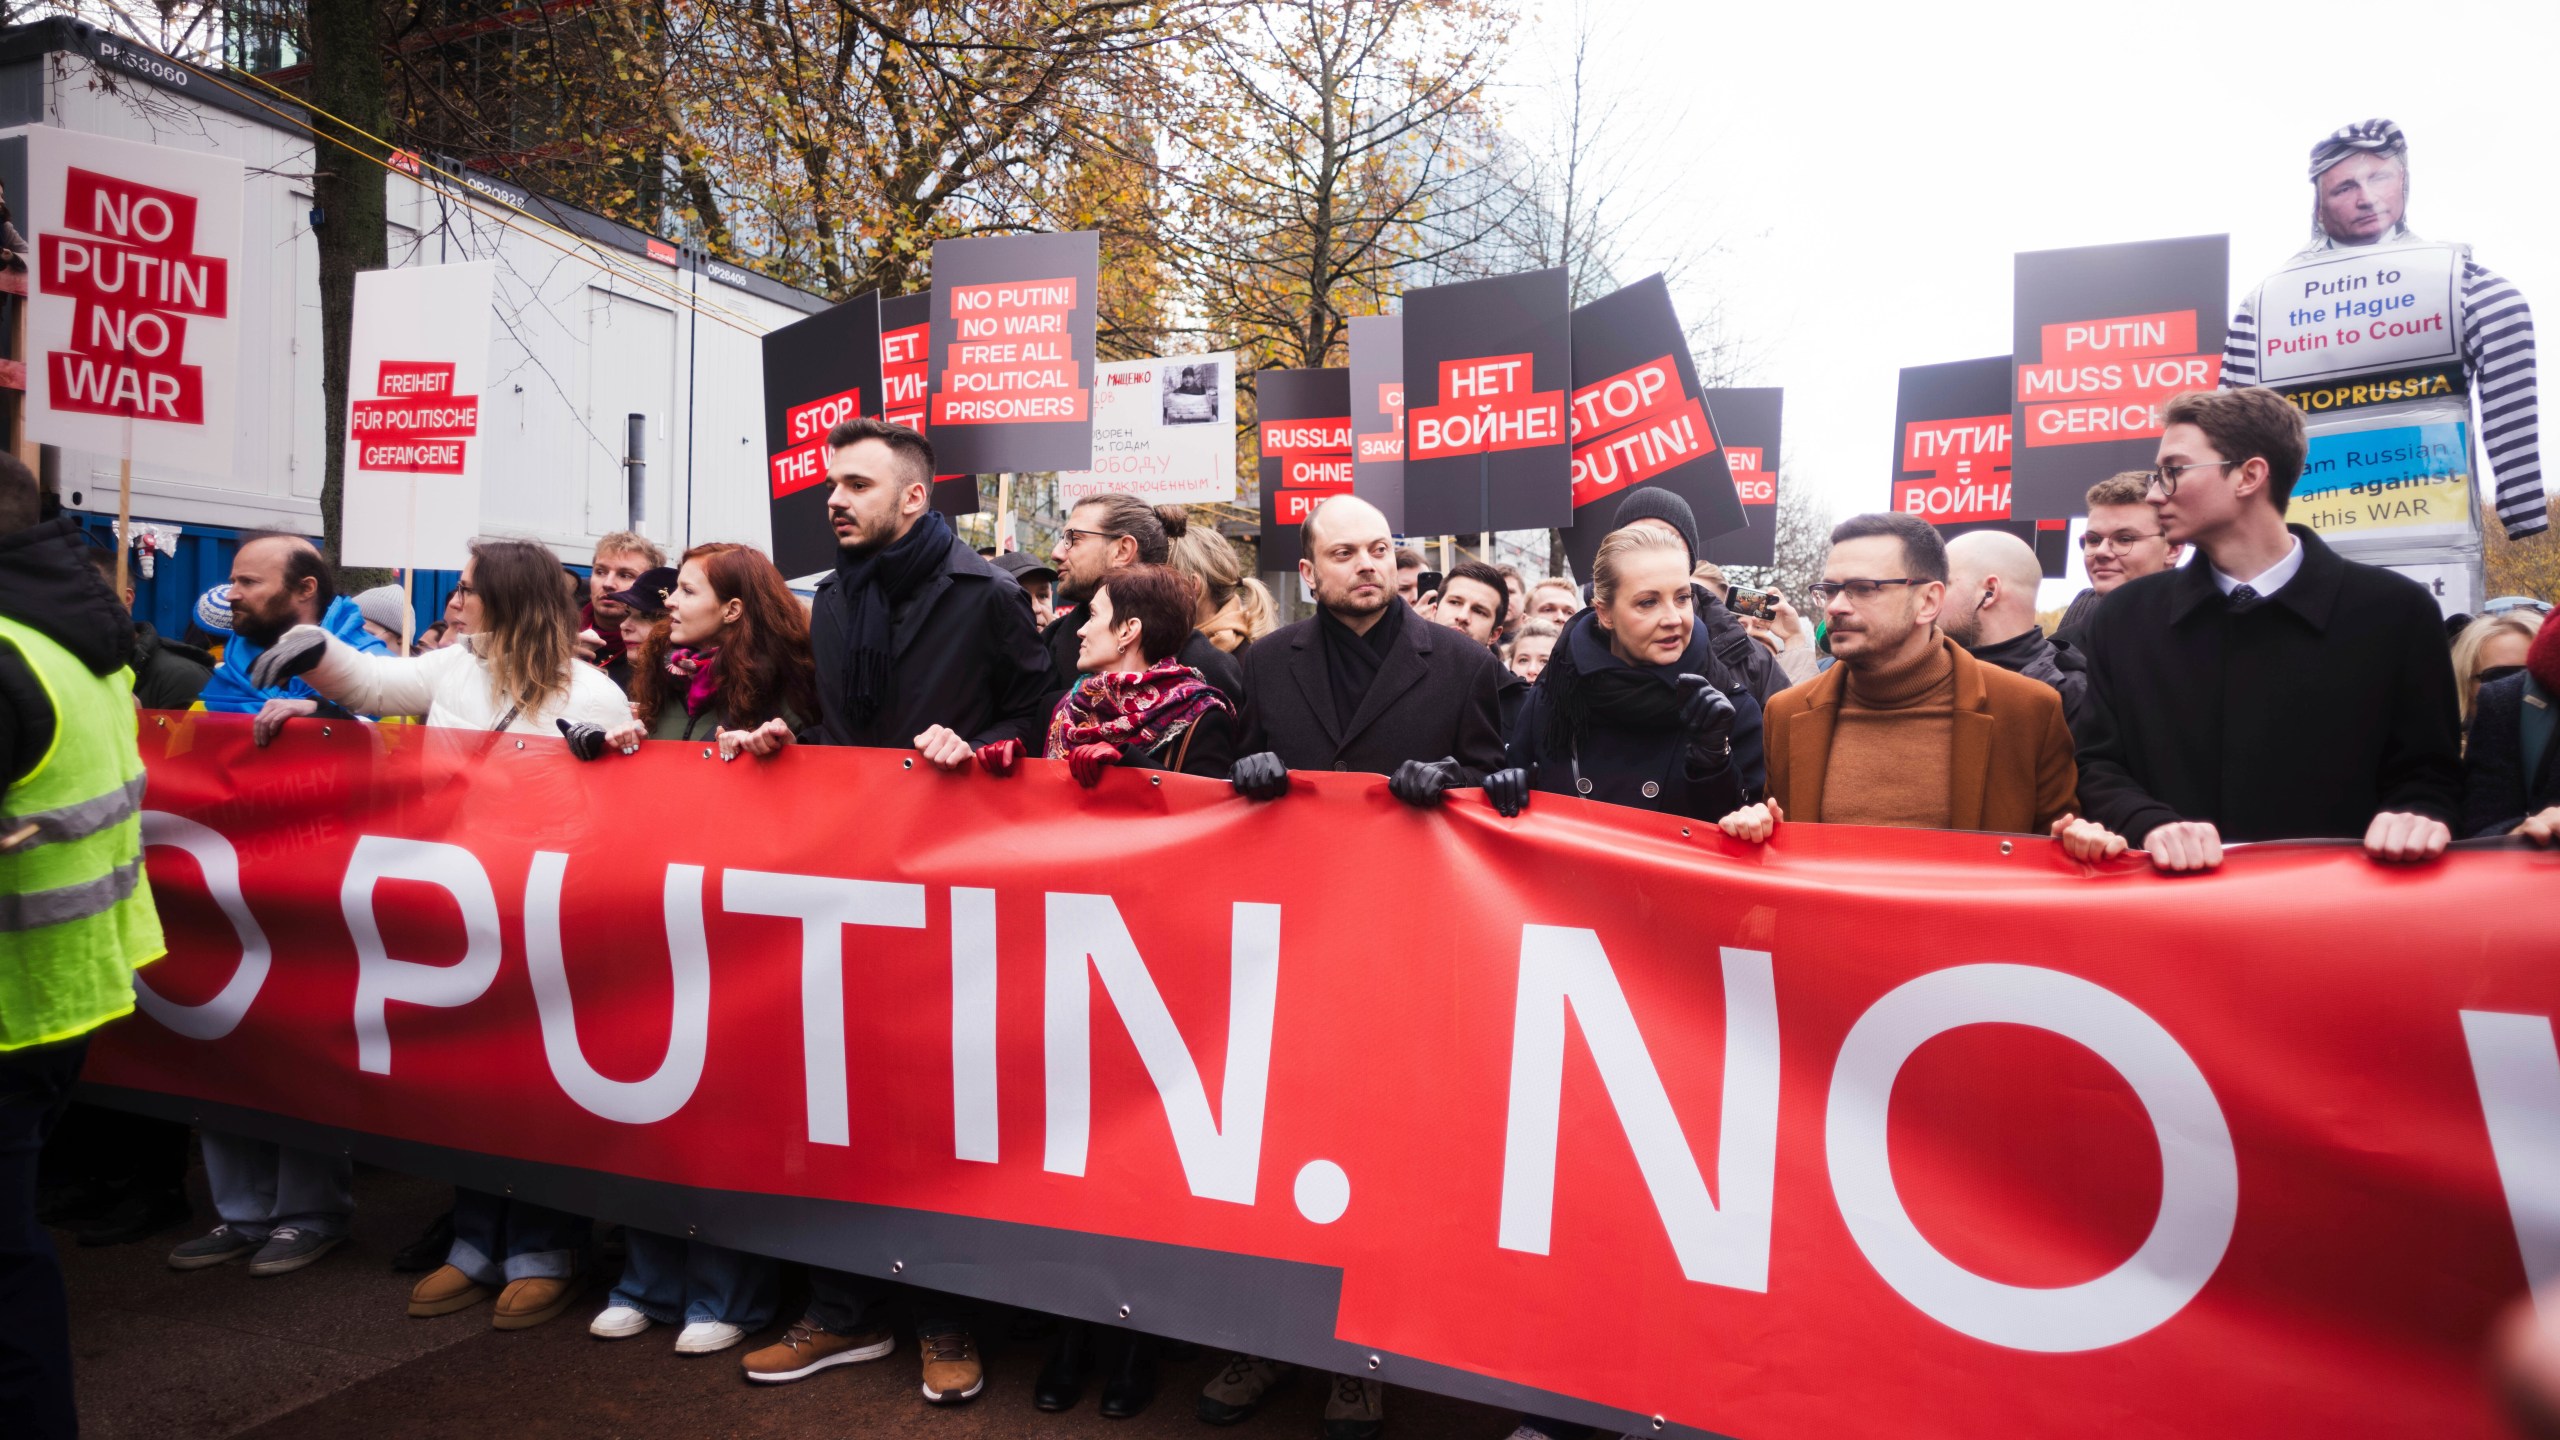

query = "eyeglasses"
[2484,595,2554,616]
[2079,529,2168,552]
[1805,578,1927,605]
[450,581,475,597]
[2143,458,2242,498]
[1059,526,1123,549]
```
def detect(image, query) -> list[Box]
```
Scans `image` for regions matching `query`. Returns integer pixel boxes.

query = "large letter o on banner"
[1825,964,2238,1352]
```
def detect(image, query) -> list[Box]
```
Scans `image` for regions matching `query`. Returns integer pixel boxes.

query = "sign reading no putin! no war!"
[925,232,1101,474]
[1562,275,1744,578]
[23,125,243,478]
[1401,267,1572,536]
[1256,368,1352,574]
[2009,234,2229,520]
[760,291,883,579]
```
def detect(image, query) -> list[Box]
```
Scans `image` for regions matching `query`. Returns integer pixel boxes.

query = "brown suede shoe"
[407,1264,491,1318]
[919,1325,984,1404]
[493,1275,578,1330]
[741,1320,896,1383]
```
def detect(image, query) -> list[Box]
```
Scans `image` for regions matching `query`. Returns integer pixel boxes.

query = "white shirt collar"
[2211,535,2304,598]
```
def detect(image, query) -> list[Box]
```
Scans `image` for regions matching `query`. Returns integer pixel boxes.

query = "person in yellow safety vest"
[0,453,164,1440]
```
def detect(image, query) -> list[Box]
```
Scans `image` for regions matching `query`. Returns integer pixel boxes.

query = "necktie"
[2227,584,2262,613]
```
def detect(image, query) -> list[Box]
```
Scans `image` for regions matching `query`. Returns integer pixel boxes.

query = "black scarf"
[1318,596,1405,729]
[1537,608,1713,755]
[830,508,953,727]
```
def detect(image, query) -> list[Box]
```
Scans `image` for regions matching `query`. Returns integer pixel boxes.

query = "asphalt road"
[56,1163,1514,1439]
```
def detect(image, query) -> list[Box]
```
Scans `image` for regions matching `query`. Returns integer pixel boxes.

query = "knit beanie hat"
[194,583,234,636]
[2529,612,2560,695]
[354,585,410,636]
[1610,486,1698,562]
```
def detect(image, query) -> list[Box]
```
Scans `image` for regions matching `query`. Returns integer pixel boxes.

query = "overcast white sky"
[1508,0,2560,583]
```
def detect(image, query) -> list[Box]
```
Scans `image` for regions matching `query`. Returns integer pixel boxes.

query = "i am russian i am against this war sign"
[2009,234,2228,519]
[1563,275,1744,578]
[23,126,241,477]
[1256,368,1351,574]
[761,292,883,579]
[926,232,1100,474]
[1400,267,1571,536]
[341,263,497,571]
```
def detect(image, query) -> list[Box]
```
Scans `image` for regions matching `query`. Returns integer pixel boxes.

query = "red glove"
[972,739,1022,777]
[1066,742,1123,788]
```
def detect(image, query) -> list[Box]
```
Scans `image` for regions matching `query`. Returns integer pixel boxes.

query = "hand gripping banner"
[89,715,2560,1438]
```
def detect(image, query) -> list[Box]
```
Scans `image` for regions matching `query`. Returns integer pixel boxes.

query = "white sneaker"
[675,1320,746,1354]
[589,1305,654,1339]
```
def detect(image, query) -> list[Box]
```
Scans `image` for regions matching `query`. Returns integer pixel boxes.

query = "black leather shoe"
[392,1209,455,1273]
[1034,1321,1092,1412]
[76,1188,191,1246]
[1099,1334,1159,1419]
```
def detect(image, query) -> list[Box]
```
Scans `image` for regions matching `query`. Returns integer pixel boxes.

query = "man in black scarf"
[755,417,1047,1404]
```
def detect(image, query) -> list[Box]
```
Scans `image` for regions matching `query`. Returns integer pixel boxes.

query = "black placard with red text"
[926,232,1100,474]
[1348,314,1406,532]
[1256,368,1353,574]
[1700,388,1784,569]
[1894,357,2066,577]
[1563,276,1743,577]
[882,290,981,519]
[761,292,882,578]
[1401,268,1572,536]
[2010,234,2228,520]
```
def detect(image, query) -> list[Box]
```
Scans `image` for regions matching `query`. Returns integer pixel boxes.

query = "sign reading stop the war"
[760,291,883,578]
[1563,276,1743,578]
[25,126,242,478]
[1256,368,1352,574]
[926,231,1100,474]
[341,263,496,571]
[1401,267,1571,536]
[1701,388,1784,569]
[1348,314,1407,530]
[2009,234,2228,519]
[881,290,982,521]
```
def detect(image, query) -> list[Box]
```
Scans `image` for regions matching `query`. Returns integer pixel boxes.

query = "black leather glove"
[1676,674,1736,744]
[246,624,330,691]
[558,718,610,762]
[1389,756,1463,808]
[1485,766,1531,818]
[1230,750,1291,801]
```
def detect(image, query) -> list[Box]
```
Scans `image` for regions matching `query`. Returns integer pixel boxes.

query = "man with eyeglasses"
[1038,492,1243,717]
[2073,387,2463,873]
[1715,512,2115,861]
[2055,473,2185,645]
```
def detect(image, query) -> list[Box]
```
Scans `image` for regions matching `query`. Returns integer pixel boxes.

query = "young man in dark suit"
[2074,386,2463,872]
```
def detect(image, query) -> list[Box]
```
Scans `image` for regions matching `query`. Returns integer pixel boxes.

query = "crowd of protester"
[3,381,2556,1439]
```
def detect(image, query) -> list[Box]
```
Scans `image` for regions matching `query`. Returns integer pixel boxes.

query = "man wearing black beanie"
[1607,487,1789,701]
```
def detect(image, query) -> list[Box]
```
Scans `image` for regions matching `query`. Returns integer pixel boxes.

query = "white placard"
[2254,242,2463,386]
[1056,352,1237,506]
[23,126,243,477]
[340,263,497,571]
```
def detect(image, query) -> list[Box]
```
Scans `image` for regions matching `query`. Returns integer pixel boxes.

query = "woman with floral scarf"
[975,563,1235,787]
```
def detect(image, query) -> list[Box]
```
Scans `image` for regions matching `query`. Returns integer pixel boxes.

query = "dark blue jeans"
[805,1270,963,1336]
[447,1189,589,1286]
[2,1037,87,1440]
[611,1230,778,1328]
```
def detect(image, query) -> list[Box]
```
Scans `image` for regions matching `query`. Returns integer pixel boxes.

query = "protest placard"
[926,232,1100,474]
[340,263,496,572]
[760,291,882,578]
[1256,367,1352,574]
[882,289,979,517]
[1057,353,1237,507]
[1401,268,1571,536]
[1563,276,1743,577]
[1348,314,1407,530]
[1701,388,1784,569]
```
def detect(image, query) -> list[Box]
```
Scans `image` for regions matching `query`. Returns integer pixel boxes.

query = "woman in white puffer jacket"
[252,536,627,736]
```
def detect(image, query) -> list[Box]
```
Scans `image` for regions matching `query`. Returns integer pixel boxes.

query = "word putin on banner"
[25,127,243,476]
[1563,277,1746,579]
[1399,267,1572,537]
[1254,367,1352,575]
[2008,234,2229,520]
[925,232,1101,475]
[91,716,2560,1440]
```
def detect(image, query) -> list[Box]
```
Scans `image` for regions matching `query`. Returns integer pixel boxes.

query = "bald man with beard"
[1941,529,2089,733]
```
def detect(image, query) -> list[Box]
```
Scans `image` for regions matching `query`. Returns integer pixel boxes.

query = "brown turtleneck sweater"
[1819,636,1957,827]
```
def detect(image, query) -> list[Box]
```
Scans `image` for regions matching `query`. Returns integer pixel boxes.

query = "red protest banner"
[90,715,2560,1440]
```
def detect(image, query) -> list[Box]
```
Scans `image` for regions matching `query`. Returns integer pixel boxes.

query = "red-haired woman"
[604,543,816,760]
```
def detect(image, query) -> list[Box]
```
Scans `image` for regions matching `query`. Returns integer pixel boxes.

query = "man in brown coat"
[1718,512,2123,859]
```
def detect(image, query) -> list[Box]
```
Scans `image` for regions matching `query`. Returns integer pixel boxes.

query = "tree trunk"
[307,0,391,580]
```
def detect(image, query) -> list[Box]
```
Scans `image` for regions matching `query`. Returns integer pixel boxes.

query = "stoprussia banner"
[89,713,2560,1440]
[1400,267,1572,536]
[761,291,882,578]
[2009,234,2229,520]
[1564,275,1746,578]
[1701,388,1784,569]
[1254,367,1351,574]
[925,232,1101,474]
